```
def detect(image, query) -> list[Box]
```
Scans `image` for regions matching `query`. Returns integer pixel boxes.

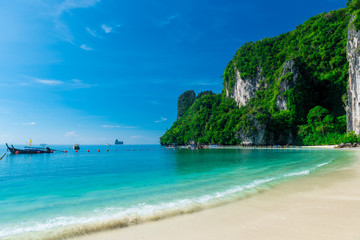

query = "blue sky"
[0,0,346,145]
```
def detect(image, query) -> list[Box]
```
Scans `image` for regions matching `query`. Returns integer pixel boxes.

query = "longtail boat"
[6,143,54,154]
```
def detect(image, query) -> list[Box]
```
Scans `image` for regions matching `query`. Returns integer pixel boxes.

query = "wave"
[0,161,332,240]
[0,177,277,240]
[284,170,310,177]
[283,161,331,178]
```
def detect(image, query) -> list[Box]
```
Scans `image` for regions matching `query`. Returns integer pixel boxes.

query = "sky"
[0,0,347,145]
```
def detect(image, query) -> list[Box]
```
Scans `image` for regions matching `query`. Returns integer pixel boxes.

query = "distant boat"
[106,143,111,146]
[73,144,80,150]
[6,143,54,154]
[115,139,123,145]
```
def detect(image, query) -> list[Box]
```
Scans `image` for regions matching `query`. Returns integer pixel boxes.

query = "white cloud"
[56,0,101,15]
[65,131,78,137]
[154,117,167,123]
[53,18,75,44]
[23,122,36,126]
[102,124,136,129]
[50,0,101,43]
[80,44,93,51]
[35,78,95,88]
[101,24,113,34]
[35,79,64,86]
[85,27,101,38]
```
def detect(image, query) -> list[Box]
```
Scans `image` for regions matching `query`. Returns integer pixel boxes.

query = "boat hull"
[6,144,53,154]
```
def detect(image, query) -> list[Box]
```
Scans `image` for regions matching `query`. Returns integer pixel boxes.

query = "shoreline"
[71,150,360,240]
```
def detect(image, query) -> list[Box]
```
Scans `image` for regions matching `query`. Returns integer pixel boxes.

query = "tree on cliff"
[161,2,360,146]
[177,90,196,119]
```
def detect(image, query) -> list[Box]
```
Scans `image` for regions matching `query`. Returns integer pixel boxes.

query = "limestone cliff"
[224,60,299,145]
[225,60,299,111]
[347,16,360,134]
[224,67,263,108]
[177,90,196,120]
[161,5,352,146]
[276,60,299,111]
[235,111,272,145]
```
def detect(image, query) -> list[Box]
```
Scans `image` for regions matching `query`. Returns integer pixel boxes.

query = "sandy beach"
[71,150,360,240]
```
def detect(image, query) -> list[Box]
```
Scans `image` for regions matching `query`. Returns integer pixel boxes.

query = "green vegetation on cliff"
[161,94,241,145]
[177,90,196,120]
[161,2,360,146]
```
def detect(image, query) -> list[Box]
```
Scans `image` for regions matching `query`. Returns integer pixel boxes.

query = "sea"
[0,144,357,240]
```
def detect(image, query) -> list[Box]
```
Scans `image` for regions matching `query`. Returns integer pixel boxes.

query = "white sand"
[72,154,360,240]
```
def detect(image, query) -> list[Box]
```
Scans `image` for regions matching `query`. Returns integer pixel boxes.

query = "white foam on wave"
[0,177,277,240]
[284,170,310,177]
[316,161,330,168]
[283,161,331,179]
[0,159,333,240]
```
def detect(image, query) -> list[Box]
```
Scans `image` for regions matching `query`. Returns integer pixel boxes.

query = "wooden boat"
[6,143,54,154]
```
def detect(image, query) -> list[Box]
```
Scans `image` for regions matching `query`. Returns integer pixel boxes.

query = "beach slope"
[73,158,360,240]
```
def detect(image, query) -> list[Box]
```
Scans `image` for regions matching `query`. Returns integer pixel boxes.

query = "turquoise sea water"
[0,145,357,239]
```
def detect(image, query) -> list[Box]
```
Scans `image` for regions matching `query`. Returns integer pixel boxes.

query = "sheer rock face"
[347,16,360,134]
[276,60,299,111]
[235,112,273,145]
[225,61,298,111]
[225,67,263,108]
[225,61,299,145]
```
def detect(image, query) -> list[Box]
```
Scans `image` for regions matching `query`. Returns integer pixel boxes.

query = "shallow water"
[0,145,356,239]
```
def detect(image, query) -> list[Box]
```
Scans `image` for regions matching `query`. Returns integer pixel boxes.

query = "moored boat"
[6,143,54,154]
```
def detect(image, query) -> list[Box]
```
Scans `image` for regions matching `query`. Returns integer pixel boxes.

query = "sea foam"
[0,177,277,240]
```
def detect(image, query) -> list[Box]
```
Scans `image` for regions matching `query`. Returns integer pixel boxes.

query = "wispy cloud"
[154,117,167,123]
[85,27,101,38]
[154,14,179,27]
[101,24,113,33]
[56,0,101,15]
[50,0,101,43]
[53,19,75,44]
[69,79,95,88]
[65,131,78,137]
[35,78,95,89]
[102,124,137,129]
[36,79,64,86]
[80,44,93,51]
[23,122,36,126]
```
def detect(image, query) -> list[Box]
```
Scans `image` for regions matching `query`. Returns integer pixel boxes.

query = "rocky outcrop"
[225,61,298,111]
[235,112,272,145]
[347,16,360,134]
[225,67,263,107]
[226,60,298,145]
[276,60,299,111]
[177,90,196,119]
